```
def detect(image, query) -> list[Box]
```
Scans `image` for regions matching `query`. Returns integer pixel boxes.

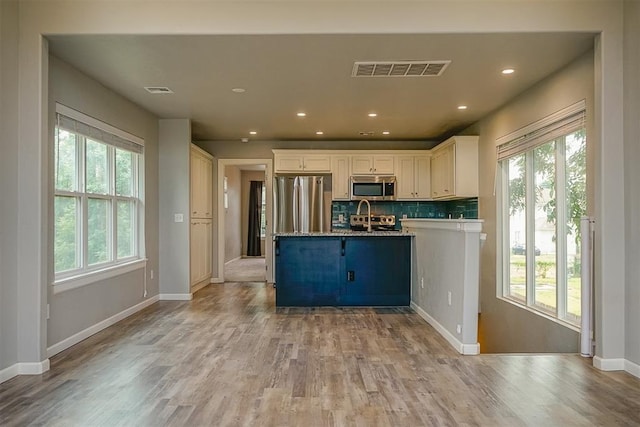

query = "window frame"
[496,101,586,329]
[53,104,145,292]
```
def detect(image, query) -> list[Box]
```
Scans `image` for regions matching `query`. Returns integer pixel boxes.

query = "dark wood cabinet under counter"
[274,234,411,307]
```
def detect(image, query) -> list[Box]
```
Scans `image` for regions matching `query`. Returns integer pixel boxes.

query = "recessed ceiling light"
[297,112,306,117]
[382,131,390,135]
[316,131,324,135]
[457,105,468,110]
[249,131,257,135]
[501,68,515,75]
[231,88,246,93]
[368,113,378,117]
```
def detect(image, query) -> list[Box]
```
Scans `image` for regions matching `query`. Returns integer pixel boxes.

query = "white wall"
[5,0,630,376]
[624,0,640,369]
[224,166,242,262]
[47,55,160,349]
[463,50,594,353]
[158,120,191,296]
[0,0,19,374]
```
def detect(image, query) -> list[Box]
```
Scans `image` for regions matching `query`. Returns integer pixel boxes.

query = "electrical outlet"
[174,213,184,223]
[421,277,424,289]
[402,214,408,219]
[456,324,462,334]
[448,291,452,306]
[150,269,154,280]
[339,214,344,222]
[46,304,50,320]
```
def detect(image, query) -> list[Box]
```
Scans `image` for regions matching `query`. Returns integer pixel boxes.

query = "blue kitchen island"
[274,232,411,307]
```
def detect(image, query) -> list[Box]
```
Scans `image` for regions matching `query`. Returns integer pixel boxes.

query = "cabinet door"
[203,220,212,278]
[190,153,201,217]
[351,156,374,174]
[372,155,394,174]
[342,237,410,306]
[275,237,343,306]
[414,156,431,200]
[302,155,331,172]
[331,156,350,200]
[395,156,416,199]
[203,157,213,217]
[431,145,455,199]
[275,155,303,172]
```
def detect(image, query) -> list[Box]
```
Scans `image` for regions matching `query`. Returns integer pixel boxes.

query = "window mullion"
[525,152,535,307]
[556,137,568,320]
[80,136,88,270]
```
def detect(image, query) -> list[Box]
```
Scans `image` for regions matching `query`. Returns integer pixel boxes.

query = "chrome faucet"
[356,199,372,232]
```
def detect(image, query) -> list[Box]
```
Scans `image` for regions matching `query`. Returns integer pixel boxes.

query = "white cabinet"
[396,155,431,200]
[190,144,213,287]
[430,136,478,200]
[190,146,213,218]
[331,155,350,200]
[351,155,394,175]
[190,219,212,285]
[274,153,331,173]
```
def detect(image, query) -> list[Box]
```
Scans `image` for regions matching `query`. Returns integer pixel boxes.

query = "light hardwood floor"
[1,283,639,426]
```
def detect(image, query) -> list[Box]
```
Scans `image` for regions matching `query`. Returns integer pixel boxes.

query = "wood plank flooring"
[1,282,639,426]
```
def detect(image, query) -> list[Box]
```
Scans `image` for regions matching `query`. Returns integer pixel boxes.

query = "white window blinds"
[496,100,586,161]
[55,103,144,154]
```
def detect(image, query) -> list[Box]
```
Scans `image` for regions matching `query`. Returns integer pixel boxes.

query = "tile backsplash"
[332,198,478,230]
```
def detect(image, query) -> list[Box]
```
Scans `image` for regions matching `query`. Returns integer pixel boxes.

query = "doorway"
[217,158,273,283]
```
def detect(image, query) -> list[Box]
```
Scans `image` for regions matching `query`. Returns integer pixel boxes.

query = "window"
[260,183,266,238]
[54,104,144,283]
[498,102,586,326]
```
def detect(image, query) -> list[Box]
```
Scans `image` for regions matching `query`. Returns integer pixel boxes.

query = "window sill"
[53,259,147,295]
[497,296,581,333]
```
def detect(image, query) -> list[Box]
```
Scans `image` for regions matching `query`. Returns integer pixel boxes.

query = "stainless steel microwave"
[350,176,396,201]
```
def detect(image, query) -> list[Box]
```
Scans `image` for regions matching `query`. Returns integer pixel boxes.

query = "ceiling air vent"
[352,61,451,77]
[144,86,174,94]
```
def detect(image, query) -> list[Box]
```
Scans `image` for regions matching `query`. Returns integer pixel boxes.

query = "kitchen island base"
[275,234,410,307]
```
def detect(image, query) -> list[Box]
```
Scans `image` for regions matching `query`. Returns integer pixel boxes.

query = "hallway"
[224,257,266,282]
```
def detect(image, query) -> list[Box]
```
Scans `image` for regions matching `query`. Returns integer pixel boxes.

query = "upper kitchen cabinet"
[351,155,394,175]
[273,151,331,173]
[395,155,431,200]
[430,136,478,200]
[190,144,213,218]
[331,155,350,200]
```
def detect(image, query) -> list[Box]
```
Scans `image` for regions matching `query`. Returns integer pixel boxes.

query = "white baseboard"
[625,359,640,379]
[0,359,50,384]
[191,281,209,294]
[593,356,626,371]
[211,277,224,284]
[47,295,160,358]
[593,356,640,379]
[159,293,193,300]
[410,301,480,355]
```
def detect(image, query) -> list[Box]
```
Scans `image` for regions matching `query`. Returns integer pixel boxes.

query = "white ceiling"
[47,33,594,145]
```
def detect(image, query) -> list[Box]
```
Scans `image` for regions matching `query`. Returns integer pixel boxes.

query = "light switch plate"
[174,213,184,223]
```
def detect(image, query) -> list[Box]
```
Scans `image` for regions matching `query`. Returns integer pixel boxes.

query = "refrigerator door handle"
[292,177,300,232]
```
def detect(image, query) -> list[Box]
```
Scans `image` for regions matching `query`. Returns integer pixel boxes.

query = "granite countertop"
[399,218,484,223]
[273,230,414,237]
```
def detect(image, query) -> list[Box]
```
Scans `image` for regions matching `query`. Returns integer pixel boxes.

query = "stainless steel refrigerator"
[273,176,327,233]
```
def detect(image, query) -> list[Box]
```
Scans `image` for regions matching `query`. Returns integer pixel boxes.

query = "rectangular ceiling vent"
[144,86,174,94]
[352,61,451,77]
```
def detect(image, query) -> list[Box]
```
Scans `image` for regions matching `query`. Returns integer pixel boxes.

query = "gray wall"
[464,50,594,353]
[224,166,242,262]
[47,55,160,347]
[241,171,266,256]
[158,120,191,296]
[624,0,640,366]
[0,0,19,372]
